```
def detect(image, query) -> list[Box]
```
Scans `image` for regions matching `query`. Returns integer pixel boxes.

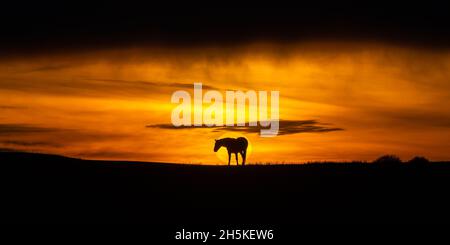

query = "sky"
[0,4,449,164]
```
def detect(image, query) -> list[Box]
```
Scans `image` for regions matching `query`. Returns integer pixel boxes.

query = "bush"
[408,156,429,167]
[373,154,402,167]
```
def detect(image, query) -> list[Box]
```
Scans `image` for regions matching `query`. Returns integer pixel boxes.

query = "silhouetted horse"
[214,137,248,166]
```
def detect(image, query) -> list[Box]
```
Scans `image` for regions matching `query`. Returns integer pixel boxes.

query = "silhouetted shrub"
[373,155,402,167]
[408,156,429,167]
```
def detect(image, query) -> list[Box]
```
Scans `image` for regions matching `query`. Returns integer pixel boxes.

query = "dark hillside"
[2,152,450,224]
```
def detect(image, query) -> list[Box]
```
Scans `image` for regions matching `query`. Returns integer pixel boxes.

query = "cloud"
[27,64,72,73]
[0,147,19,152]
[0,123,130,141]
[0,105,25,109]
[0,124,63,135]
[83,78,220,90]
[72,150,165,160]
[146,119,343,135]
[1,4,450,57]
[0,124,134,154]
[0,74,221,99]
[362,107,450,129]
[1,140,62,147]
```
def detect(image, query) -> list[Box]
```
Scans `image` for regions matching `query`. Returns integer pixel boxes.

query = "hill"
[2,151,450,224]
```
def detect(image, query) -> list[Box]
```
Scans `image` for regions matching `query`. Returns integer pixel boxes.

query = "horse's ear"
[215,139,217,142]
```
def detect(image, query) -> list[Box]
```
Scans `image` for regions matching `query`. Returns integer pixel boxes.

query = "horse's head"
[214,139,222,152]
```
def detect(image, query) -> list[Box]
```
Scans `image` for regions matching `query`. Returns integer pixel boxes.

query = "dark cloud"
[0,105,25,109]
[0,76,219,99]
[0,124,63,135]
[0,148,18,152]
[1,140,62,147]
[0,124,130,140]
[72,150,165,160]
[27,64,72,73]
[146,120,343,136]
[1,3,449,56]
[83,78,220,90]
[0,124,132,153]
[366,108,450,128]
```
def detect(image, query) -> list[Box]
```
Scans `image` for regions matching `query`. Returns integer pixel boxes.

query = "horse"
[214,137,248,166]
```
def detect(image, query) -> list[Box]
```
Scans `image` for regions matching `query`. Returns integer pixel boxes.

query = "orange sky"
[0,42,449,164]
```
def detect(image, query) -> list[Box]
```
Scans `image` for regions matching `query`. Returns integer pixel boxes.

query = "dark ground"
[1,151,450,224]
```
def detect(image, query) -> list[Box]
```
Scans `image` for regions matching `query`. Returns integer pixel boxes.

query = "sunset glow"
[1,42,450,164]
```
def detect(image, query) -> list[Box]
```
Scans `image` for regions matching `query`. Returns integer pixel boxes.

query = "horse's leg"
[227,151,231,166]
[235,153,239,165]
[242,150,246,166]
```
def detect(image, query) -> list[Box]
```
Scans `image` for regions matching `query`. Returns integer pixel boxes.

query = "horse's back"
[222,137,248,151]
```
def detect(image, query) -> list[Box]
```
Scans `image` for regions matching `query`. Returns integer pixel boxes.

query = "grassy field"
[2,151,450,224]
